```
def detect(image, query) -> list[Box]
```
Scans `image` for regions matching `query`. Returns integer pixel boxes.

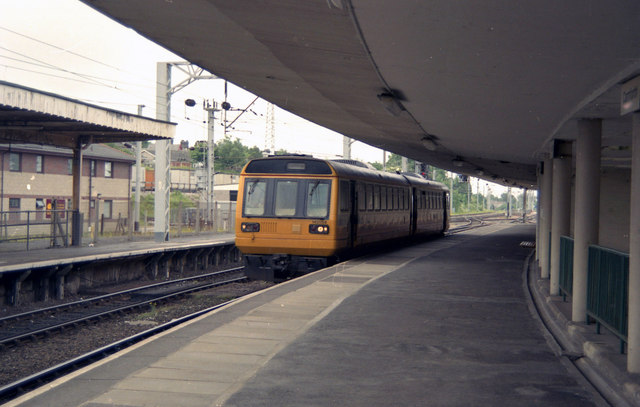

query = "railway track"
[0,266,246,348]
[0,266,261,403]
[448,214,490,234]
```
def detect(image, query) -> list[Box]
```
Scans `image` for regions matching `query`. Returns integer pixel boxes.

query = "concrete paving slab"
[133,366,236,382]
[150,359,253,376]
[89,388,215,407]
[183,339,279,356]
[113,376,226,395]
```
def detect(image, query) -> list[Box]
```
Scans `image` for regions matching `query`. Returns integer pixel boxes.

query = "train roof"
[243,156,449,192]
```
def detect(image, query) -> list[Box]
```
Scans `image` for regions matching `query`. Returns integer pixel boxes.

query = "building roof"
[0,81,175,149]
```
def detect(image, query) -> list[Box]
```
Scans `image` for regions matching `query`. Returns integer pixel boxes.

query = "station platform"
[0,233,236,273]
[4,224,639,406]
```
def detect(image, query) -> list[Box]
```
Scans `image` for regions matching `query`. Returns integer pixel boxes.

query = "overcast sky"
[0,0,387,162]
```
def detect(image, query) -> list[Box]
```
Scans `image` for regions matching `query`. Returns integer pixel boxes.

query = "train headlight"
[309,224,329,234]
[241,222,260,232]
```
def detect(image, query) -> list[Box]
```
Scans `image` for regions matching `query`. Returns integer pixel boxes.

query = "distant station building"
[1,143,135,233]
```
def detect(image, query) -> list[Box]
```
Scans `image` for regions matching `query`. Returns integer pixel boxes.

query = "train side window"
[275,180,298,216]
[366,184,374,211]
[374,185,380,211]
[358,183,366,211]
[307,180,330,218]
[243,179,267,216]
[386,187,391,210]
[394,188,399,210]
[339,180,350,212]
[380,186,387,210]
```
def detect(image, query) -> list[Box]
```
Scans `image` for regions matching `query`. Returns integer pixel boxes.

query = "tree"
[190,137,263,173]
[214,137,262,173]
[190,141,208,164]
[368,162,383,171]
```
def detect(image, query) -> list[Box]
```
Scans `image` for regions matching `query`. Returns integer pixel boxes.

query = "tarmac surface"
[4,223,639,406]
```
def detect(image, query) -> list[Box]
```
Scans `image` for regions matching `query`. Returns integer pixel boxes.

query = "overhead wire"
[0,24,278,145]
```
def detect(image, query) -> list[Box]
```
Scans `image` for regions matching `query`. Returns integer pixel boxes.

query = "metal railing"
[559,236,574,299]
[1,209,72,250]
[587,244,629,353]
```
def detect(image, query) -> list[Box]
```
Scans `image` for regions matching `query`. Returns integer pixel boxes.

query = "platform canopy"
[80,0,640,188]
[0,81,174,149]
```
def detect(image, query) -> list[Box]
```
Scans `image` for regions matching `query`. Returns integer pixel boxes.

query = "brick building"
[1,143,135,233]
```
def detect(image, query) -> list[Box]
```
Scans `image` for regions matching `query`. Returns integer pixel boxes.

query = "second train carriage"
[235,156,449,281]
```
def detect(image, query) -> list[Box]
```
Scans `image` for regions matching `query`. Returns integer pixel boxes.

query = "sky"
[0,0,511,196]
[0,0,385,162]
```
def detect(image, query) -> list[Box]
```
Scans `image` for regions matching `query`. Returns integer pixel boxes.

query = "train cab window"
[243,179,267,216]
[339,181,350,212]
[306,180,330,218]
[275,180,299,216]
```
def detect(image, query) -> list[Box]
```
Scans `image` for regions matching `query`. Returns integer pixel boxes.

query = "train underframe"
[243,253,333,282]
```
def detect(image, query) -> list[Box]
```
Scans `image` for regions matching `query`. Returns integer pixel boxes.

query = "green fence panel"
[587,245,629,341]
[559,236,574,297]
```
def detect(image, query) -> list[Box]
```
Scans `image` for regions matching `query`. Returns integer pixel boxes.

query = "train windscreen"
[242,178,331,219]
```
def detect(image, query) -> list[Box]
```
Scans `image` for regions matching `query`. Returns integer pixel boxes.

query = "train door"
[442,191,450,232]
[349,180,358,247]
[410,187,417,235]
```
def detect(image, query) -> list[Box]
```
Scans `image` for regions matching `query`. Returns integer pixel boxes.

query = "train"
[234,155,450,281]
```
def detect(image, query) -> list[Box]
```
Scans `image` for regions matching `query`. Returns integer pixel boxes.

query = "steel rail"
[0,266,244,325]
[0,267,245,346]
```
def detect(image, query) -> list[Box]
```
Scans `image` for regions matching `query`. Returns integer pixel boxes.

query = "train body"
[235,156,449,281]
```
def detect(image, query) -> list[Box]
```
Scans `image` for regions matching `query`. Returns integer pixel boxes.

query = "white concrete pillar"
[628,113,640,372]
[540,158,553,278]
[550,155,572,295]
[572,119,601,322]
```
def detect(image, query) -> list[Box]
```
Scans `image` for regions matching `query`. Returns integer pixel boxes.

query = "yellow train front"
[235,156,449,281]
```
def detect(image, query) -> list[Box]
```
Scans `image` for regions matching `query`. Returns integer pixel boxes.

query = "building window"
[103,200,113,219]
[104,161,113,178]
[35,155,44,173]
[90,160,96,177]
[9,198,20,209]
[35,198,45,209]
[9,153,21,172]
[67,159,73,175]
